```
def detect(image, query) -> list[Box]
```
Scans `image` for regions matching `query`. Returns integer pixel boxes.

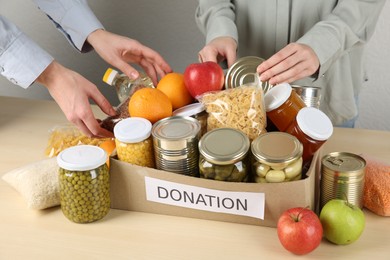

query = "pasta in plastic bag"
[198,85,267,140]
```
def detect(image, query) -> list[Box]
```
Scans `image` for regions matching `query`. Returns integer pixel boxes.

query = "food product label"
[145,177,265,219]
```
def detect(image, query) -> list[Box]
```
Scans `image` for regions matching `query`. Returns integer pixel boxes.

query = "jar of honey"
[285,107,333,165]
[264,83,306,131]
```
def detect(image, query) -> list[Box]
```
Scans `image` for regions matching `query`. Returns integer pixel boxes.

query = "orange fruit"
[99,139,116,167]
[156,72,193,110]
[128,88,172,123]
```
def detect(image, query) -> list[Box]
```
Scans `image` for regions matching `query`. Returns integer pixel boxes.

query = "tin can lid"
[322,152,366,174]
[102,68,118,85]
[296,107,333,141]
[199,128,250,165]
[172,102,205,117]
[225,56,266,89]
[264,83,292,112]
[251,132,303,166]
[57,145,107,171]
[152,116,200,141]
[113,117,152,143]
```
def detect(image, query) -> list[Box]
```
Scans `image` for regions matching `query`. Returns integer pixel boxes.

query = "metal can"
[292,85,321,109]
[251,132,303,183]
[198,128,250,182]
[225,56,272,92]
[321,152,366,209]
[172,102,208,137]
[152,116,201,177]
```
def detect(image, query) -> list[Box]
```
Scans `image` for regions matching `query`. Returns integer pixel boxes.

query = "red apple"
[277,207,323,255]
[183,61,224,98]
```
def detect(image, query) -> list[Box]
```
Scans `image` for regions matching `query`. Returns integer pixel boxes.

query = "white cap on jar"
[296,107,333,141]
[264,82,292,112]
[57,145,107,171]
[113,117,152,143]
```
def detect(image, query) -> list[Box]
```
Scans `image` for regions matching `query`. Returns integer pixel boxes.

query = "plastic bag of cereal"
[198,85,267,140]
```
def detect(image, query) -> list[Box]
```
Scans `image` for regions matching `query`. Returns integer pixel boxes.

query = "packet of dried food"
[100,97,130,132]
[45,124,109,157]
[198,84,267,140]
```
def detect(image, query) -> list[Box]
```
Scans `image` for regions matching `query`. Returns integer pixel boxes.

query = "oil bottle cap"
[103,68,119,85]
[296,107,333,141]
[264,83,292,112]
[57,145,107,171]
[114,117,152,143]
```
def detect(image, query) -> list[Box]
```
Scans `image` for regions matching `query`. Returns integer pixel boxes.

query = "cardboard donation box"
[110,151,321,227]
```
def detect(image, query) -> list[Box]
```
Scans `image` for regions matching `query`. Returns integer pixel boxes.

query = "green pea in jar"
[57,145,110,223]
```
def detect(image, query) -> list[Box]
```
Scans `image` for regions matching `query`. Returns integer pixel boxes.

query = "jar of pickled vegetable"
[57,145,110,223]
[113,117,155,168]
[198,128,250,182]
[251,132,303,183]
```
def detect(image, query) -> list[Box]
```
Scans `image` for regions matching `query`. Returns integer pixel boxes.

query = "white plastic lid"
[264,83,292,112]
[113,117,152,143]
[172,103,205,117]
[102,68,119,85]
[296,107,333,141]
[57,145,107,171]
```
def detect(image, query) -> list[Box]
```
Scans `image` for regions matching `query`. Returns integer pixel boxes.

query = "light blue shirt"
[0,0,104,88]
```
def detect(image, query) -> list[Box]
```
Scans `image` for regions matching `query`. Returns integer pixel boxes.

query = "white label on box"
[145,177,265,219]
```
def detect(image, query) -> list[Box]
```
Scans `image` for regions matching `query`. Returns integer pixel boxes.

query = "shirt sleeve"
[296,0,386,79]
[32,0,104,52]
[0,15,54,88]
[195,0,238,44]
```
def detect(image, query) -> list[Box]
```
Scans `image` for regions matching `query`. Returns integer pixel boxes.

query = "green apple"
[320,199,365,245]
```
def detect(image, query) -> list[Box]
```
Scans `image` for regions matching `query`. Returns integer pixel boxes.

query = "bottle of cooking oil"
[102,68,154,103]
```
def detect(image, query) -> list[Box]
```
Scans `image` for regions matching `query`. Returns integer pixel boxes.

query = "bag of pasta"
[198,84,267,140]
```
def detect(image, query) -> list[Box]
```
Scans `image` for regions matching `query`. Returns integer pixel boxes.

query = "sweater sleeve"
[296,0,386,79]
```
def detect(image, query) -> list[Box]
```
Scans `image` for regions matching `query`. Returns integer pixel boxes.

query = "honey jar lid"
[57,145,107,171]
[251,132,303,167]
[113,117,152,143]
[296,107,333,141]
[172,102,205,117]
[264,83,292,112]
[199,128,250,165]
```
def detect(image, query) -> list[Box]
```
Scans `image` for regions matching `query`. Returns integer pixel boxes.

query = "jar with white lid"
[251,132,303,183]
[264,83,306,132]
[198,128,250,182]
[113,117,155,168]
[57,145,110,223]
[285,107,333,165]
[172,102,208,137]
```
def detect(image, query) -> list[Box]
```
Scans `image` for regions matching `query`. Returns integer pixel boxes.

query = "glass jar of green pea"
[57,145,110,223]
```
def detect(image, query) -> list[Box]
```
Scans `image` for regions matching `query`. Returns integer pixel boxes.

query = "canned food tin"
[321,152,366,209]
[292,85,321,108]
[225,56,272,92]
[172,102,207,137]
[251,132,303,183]
[152,116,201,176]
[198,128,250,182]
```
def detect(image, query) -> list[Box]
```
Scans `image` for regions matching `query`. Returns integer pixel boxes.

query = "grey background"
[1,0,390,130]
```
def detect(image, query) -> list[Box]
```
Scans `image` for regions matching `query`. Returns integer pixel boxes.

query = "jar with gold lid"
[198,128,250,182]
[251,132,303,183]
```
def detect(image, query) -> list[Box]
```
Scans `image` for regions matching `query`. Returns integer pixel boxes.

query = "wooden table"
[1,96,390,259]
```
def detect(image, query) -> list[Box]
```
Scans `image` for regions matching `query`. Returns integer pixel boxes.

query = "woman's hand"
[257,43,320,85]
[198,36,237,67]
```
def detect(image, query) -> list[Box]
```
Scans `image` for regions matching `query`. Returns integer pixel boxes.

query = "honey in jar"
[264,83,306,132]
